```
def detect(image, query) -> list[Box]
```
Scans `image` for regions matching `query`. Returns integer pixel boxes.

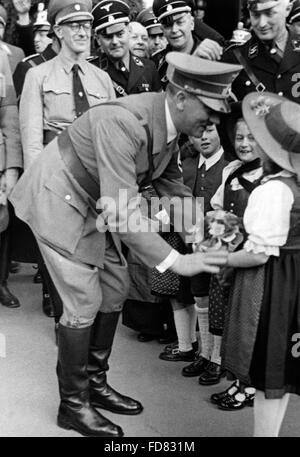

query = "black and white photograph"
[0,0,300,445]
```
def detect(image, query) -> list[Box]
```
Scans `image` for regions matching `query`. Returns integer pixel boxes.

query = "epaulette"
[22,53,40,63]
[86,55,97,63]
[151,48,165,59]
[132,56,144,67]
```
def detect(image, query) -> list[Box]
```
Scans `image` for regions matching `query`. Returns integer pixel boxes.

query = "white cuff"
[244,240,279,257]
[156,249,180,273]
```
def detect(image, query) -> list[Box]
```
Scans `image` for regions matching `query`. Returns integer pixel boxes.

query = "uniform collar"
[198,147,224,170]
[57,52,88,75]
[165,99,177,144]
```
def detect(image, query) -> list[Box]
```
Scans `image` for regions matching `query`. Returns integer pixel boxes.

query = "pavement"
[0,263,299,438]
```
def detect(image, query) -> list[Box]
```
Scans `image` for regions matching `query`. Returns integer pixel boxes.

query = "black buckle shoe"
[159,347,196,362]
[182,355,210,377]
[218,390,255,411]
[198,361,226,385]
[137,333,155,342]
[0,284,20,308]
[210,381,239,405]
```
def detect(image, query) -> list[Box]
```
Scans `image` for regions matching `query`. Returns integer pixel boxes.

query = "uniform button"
[270,48,276,54]
[65,195,71,201]
[245,80,251,86]
[277,74,282,79]
[121,67,126,72]
[230,209,234,213]
[200,187,204,190]
[78,91,83,97]
[201,174,205,178]
[278,91,283,96]
[230,202,234,207]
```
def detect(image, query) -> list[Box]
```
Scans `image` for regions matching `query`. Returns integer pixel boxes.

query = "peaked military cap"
[33,3,51,31]
[48,0,93,26]
[0,5,7,27]
[92,0,130,34]
[166,51,242,113]
[136,9,163,34]
[288,0,300,24]
[247,0,280,12]
[153,0,192,22]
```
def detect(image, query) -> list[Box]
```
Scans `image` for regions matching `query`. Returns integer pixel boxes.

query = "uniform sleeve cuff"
[155,249,180,273]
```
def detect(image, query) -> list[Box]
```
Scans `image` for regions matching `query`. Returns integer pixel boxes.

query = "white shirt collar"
[165,99,177,144]
[198,147,224,170]
[261,169,294,184]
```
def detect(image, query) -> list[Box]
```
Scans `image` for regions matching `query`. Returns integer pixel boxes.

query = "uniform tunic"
[19,53,115,168]
[91,52,161,97]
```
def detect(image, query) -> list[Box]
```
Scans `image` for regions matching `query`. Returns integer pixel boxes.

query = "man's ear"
[175,90,187,111]
[53,25,63,40]
[190,14,195,31]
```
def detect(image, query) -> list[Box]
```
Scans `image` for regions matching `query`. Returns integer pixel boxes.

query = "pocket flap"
[44,172,88,217]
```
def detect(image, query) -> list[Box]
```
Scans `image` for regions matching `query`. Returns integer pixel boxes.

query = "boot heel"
[57,416,73,430]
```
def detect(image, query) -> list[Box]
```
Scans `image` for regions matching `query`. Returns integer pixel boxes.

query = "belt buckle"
[256,82,266,93]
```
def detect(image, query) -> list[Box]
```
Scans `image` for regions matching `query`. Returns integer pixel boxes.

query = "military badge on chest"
[292,40,300,52]
[248,43,258,59]
[141,83,150,92]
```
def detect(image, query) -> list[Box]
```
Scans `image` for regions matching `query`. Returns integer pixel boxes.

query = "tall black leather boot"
[0,225,20,308]
[89,311,143,415]
[56,323,123,437]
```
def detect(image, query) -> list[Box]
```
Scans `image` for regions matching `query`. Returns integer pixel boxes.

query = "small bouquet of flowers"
[198,209,244,252]
[193,209,244,286]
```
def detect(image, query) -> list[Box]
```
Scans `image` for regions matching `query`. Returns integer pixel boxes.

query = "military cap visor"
[148,25,164,35]
[166,52,242,113]
[153,0,191,22]
[247,0,280,12]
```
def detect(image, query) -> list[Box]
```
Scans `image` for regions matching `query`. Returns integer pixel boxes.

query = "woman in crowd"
[223,92,300,436]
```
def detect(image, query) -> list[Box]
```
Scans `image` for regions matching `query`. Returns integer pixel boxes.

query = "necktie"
[72,64,90,118]
[198,161,206,175]
[118,60,129,79]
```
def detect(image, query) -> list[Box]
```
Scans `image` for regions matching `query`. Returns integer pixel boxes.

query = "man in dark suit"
[223,0,300,103]
[10,52,240,437]
[90,0,161,97]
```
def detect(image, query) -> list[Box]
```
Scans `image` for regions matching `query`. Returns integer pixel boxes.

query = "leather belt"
[57,129,100,202]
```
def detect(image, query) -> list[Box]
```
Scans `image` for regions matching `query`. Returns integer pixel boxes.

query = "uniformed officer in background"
[0,4,25,73]
[13,3,60,101]
[136,8,167,56]
[33,2,53,54]
[91,0,161,97]
[0,49,23,309]
[151,0,224,89]
[223,0,300,103]
[20,0,115,169]
[128,21,150,59]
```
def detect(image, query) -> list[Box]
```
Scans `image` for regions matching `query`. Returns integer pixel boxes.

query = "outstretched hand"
[171,250,228,276]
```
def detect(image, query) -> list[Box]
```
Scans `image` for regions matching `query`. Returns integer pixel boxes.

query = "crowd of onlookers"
[0,0,300,437]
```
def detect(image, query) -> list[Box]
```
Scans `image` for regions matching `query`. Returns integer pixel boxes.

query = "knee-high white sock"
[171,301,194,352]
[186,303,197,344]
[254,390,289,437]
[195,297,213,360]
[211,335,222,366]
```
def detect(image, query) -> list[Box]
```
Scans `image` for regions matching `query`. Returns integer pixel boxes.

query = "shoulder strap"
[233,47,266,93]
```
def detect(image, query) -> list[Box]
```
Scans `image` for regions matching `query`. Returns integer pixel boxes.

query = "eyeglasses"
[63,21,92,33]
